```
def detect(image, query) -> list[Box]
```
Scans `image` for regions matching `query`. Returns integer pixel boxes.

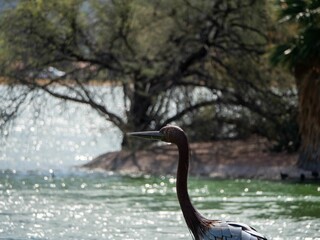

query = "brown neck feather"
[175,132,205,239]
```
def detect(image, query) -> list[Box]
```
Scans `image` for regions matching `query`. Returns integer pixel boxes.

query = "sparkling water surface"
[0,86,319,239]
[0,171,319,240]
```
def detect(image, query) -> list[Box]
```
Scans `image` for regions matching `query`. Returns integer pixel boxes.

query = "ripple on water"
[0,172,319,239]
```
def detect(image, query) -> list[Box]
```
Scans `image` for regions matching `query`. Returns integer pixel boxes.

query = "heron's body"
[197,220,266,240]
[129,125,267,240]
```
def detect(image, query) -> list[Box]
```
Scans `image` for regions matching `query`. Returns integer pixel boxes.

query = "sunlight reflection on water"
[0,86,319,239]
[0,171,319,240]
[0,85,123,171]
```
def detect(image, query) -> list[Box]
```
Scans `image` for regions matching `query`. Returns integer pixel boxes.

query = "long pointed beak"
[127,131,164,141]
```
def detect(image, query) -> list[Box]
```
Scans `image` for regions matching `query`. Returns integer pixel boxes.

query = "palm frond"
[272,0,320,67]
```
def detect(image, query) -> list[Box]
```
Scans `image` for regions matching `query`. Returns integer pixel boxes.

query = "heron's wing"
[227,221,267,239]
[201,221,267,240]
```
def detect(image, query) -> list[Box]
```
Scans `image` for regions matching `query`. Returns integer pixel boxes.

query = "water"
[0,171,319,239]
[0,85,123,171]
[0,86,320,239]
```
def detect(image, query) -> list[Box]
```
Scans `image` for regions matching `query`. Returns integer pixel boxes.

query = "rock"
[82,136,300,180]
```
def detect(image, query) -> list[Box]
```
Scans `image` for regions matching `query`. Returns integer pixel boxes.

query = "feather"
[129,126,268,240]
[200,221,267,240]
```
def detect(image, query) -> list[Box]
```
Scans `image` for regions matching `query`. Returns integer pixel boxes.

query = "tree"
[0,0,297,150]
[271,0,320,171]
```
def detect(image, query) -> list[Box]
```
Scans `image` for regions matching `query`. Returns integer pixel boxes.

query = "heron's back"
[201,221,267,240]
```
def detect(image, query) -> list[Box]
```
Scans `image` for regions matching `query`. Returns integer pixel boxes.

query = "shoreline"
[82,136,316,181]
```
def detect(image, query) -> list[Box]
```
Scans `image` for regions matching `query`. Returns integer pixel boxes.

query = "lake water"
[0,86,320,239]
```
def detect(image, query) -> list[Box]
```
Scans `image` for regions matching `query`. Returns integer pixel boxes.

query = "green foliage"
[0,0,300,152]
[272,0,320,170]
[0,0,84,75]
[271,0,320,68]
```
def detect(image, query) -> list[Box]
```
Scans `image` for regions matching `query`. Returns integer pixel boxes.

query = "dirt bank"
[82,136,315,180]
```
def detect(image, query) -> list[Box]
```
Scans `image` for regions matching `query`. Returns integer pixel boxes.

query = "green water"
[0,85,319,239]
[0,170,319,240]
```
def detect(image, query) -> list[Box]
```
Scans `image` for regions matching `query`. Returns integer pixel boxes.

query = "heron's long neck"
[176,135,204,237]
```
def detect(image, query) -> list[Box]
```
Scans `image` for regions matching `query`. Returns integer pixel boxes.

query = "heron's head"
[128,125,185,144]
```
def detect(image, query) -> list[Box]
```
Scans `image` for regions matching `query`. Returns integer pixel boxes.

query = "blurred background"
[0,0,319,239]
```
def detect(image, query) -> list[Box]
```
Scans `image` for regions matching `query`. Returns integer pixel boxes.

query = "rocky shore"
[82,136,315,180]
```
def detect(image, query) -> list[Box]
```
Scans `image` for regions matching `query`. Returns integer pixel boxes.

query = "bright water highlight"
[0,85,123,171]
[0,85,319,239]
[0,171,319,239]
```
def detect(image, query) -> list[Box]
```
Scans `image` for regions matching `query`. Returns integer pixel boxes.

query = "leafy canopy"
[271,0,320,68]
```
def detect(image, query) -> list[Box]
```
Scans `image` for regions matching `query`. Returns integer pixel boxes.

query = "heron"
[129,125,267,240]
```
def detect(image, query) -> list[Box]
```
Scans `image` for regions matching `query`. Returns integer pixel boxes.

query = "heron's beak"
[127,131,164,141]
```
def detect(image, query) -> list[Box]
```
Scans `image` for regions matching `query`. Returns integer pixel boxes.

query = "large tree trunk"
[295,64,320,171]
[122,80,153,148]
[130,91,152,131]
